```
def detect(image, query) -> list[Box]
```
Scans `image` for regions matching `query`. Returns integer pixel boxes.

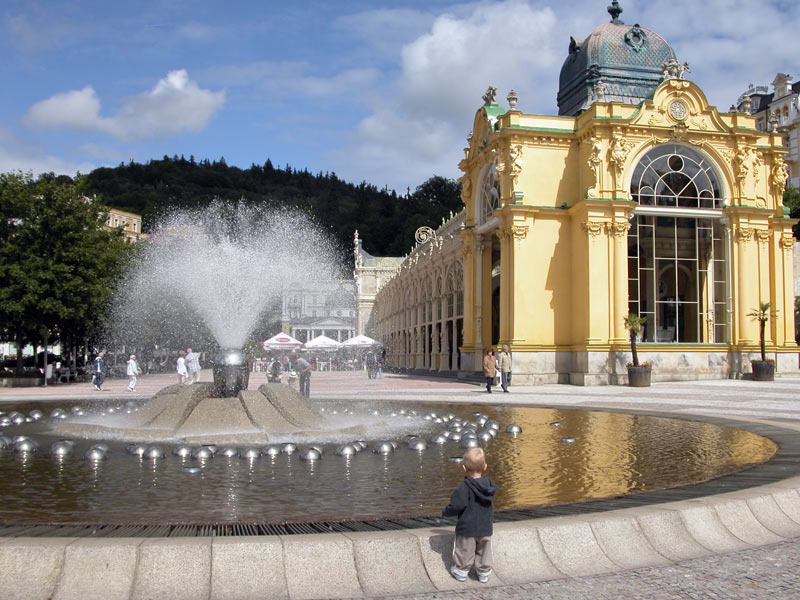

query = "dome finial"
[608,0,624,24]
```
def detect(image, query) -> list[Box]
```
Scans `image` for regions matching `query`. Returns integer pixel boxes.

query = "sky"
[2,0,799,194]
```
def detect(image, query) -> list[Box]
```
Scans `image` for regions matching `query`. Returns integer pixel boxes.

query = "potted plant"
[747,301,778,381]
[624,312,651,387]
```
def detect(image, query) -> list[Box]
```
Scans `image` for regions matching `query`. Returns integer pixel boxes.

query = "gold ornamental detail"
[755,229,770,245]
[780,234,795,251]
[511,225,528,241]
[581,220,604,238]
[737,226,753,242]
[607,221,630,238]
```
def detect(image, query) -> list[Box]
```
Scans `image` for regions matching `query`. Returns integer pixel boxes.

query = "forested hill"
[83,156,463,257]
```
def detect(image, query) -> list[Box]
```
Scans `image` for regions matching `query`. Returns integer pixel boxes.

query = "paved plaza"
[2,370,800,599]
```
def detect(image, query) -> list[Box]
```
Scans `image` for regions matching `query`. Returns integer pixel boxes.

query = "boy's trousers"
[452,535,492,576]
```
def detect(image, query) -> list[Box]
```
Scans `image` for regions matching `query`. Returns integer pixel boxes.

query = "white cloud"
[337,0,800,191]
[0,144,97,178]
[338,0,564,189]
[24,70,225,141]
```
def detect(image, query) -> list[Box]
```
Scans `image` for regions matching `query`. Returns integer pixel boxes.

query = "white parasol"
[304,335,343,350]
[262,333,304,351]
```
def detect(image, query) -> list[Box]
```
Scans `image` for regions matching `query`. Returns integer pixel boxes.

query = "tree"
[0,172,129,374]
[623,313,647,367]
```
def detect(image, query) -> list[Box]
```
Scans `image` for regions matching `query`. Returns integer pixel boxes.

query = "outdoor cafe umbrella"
[341,334,379,348]
[262,333,304,351]
[304,335,342,350]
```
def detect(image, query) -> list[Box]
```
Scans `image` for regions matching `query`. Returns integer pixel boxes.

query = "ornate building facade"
[364,2,798,384]
[736,74,800,190]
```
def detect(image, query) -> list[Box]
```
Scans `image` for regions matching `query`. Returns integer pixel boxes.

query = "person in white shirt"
[185,347,202,383]
[126,354,141,391]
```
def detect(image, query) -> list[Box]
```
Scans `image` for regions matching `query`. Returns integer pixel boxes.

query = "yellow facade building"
[366,3,798,384]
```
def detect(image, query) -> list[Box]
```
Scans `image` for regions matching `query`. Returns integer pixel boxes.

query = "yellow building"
[367,2,798,384]
[104,207,148,243]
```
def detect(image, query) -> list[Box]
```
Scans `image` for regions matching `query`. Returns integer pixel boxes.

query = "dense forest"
[83,156,463,257]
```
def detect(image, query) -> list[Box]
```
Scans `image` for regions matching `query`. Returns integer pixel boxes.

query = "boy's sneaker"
[449,565,467,582]
[477,571,490,583]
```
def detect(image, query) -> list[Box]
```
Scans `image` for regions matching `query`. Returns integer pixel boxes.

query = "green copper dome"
[557,2,677,116]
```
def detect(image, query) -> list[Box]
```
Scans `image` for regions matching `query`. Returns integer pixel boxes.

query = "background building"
[364,3,798,384]
[736,74,800,190]
[279,280,356,343]
[103,207,148,243]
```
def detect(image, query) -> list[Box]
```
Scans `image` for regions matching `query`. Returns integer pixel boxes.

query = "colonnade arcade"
[374,245,464,372]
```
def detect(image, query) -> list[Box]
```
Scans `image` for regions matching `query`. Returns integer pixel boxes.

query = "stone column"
[610,220,630,343]
[735,226,755,344]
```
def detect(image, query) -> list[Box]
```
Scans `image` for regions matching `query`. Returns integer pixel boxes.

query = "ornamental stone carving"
[482,86,497,106]
[607,221,630,237]
[780,234,795,251]
[584,136,603,197]
[460,176,472,203]
[511,225,529,242]
[755,229,770,245]
[661,58,691,80]
[737,226,753,242]
[668,100,688,121]
[507,89,518,110]
[771,158,788,197]
[508,144,523,188]
[581,220,604,238]
[609,135,632,178]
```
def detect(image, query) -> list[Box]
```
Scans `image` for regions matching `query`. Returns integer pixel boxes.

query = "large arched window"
[628,144,728,344]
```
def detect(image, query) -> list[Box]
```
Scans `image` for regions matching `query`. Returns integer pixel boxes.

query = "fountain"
[0,203,782,528]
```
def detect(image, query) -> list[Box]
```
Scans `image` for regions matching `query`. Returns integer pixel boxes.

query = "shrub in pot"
[624,313,651,387]
[747,302,778,381]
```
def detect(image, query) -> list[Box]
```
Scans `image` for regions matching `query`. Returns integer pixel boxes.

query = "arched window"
[628,144,728,344]
[446,272,456,319]
[479,164,500,223]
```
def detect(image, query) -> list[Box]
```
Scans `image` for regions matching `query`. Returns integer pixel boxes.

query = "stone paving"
[2,370,800,599]
[389,538,800,599]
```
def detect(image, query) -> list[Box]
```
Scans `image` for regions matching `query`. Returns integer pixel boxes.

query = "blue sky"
[2,0,799,193]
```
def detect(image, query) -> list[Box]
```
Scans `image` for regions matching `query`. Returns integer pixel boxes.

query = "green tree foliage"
[0,172,129,373]
[82,157,462,256]
[784,186,800,238]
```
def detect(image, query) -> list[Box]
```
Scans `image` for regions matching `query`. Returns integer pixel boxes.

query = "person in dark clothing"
[92,351,106,391]
[441,447,498,583]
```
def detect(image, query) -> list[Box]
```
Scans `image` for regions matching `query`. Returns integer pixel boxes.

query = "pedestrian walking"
[126,354,142,391]
[91,351,106,391]
[482,349,496,393]
[497,345,512,392]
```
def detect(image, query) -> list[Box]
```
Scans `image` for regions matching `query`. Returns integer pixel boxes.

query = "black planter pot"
[627,365,651,387]
[751,360,775,382]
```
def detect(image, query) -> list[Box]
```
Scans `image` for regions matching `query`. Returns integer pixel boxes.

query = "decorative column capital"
[737,226,753,242]
[607,220,630,238]
[755,229,770,245]
[780,234,795,252]
[581,220,604,238]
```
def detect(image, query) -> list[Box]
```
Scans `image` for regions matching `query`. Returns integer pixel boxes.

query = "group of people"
[265,352,312,397]
[176,348,202,384]
[482,345,512,393]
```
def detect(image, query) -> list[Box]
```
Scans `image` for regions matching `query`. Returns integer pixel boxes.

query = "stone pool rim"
[3,397,800,598]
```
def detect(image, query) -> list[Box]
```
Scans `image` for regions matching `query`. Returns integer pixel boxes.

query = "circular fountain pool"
[0,398,777,526]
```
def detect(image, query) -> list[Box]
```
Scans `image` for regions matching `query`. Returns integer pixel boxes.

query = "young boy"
[441,446,498,583]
